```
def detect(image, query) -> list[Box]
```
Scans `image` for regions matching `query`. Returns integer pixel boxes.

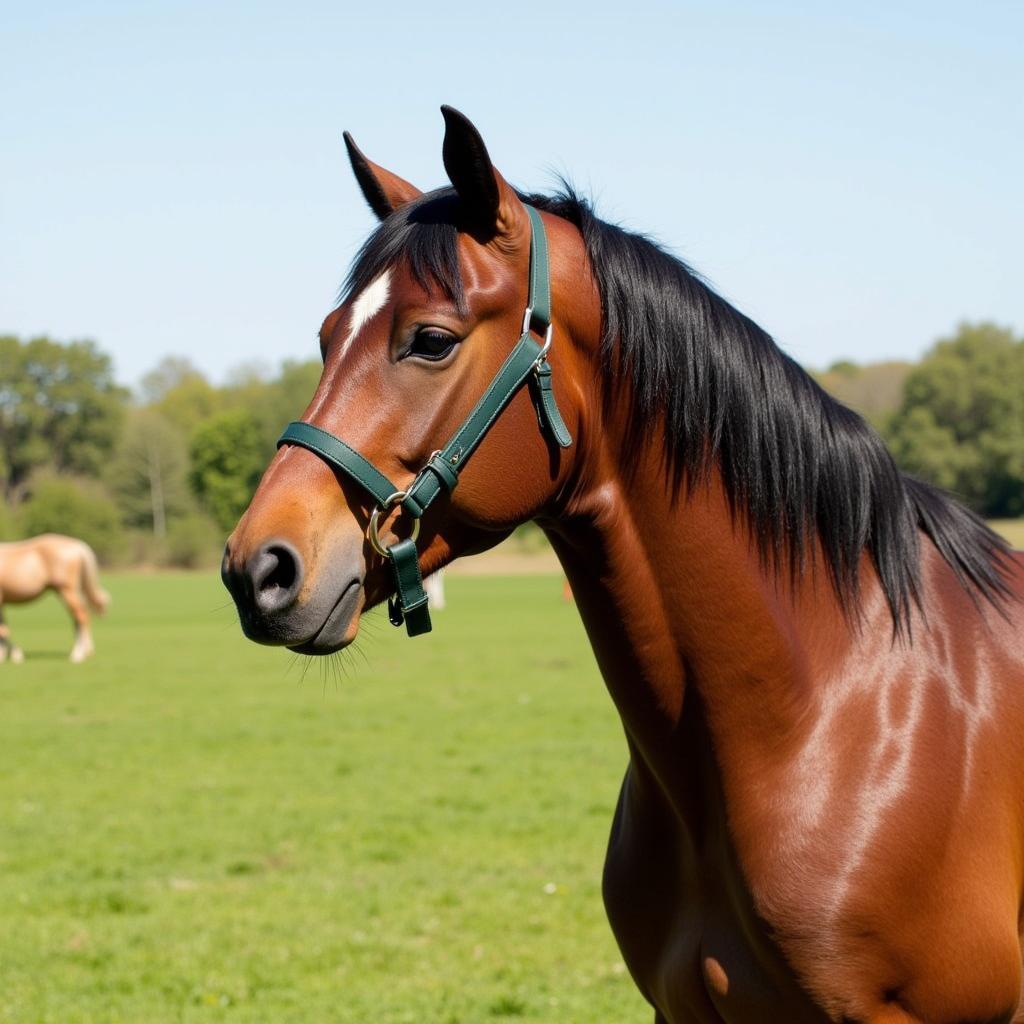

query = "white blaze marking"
[341,270,391,356]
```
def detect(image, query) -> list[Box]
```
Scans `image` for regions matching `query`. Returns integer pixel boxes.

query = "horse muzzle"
[221,537,364,654]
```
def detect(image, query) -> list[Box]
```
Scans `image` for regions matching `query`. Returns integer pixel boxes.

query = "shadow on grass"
[8,650,72,662]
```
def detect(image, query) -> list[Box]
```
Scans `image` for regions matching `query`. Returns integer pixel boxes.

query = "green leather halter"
[277,205,572,637]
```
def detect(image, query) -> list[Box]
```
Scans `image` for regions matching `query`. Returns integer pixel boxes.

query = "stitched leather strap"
[386,537,431,636]
[402,332,544,517]
[277,421,399,507]
[524,205,551,330]
[530,361,572,449]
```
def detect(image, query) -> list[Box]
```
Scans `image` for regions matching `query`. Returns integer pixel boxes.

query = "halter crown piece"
[277,205,572,637]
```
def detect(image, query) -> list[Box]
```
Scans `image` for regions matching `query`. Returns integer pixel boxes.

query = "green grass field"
[0,574,649,1024]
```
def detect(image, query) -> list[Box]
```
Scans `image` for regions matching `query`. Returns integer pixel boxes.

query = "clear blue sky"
[3,0,1021,389]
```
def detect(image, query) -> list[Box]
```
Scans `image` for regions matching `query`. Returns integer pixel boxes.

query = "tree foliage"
[0,335,127,500]
[221,358,322,455]
[0,498,17,541]
[142,356,222,436]
[0,336,324,561]
[188,410,268,532]
[813,360,913,429]
[19,476,123,562]
[106,409,191,536]
[0,321,1017,568]
[165,512,225,569]
[885,323,1023,516]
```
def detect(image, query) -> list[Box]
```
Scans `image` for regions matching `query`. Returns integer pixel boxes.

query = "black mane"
[344,187,1013,632]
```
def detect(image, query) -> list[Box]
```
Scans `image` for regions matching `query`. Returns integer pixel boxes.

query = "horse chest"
[601,762,830,1023]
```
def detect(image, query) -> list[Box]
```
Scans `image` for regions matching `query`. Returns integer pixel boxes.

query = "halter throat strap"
[277,204,571,637]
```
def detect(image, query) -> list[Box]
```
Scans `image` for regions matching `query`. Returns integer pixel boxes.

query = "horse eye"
[405,328,457,362]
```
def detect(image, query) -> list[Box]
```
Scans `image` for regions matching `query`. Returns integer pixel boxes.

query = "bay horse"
[0,534,110,663]
[222,107,1024,1022]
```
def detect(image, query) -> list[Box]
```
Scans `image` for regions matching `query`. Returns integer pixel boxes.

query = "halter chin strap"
[277,204,572,637]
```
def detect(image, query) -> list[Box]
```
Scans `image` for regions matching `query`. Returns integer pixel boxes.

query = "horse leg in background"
[425,569,446,610]
[57,583,94,663]
[58,543,110,663]
[0,605,25,664]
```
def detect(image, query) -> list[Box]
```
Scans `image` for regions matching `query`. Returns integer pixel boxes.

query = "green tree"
[264,359,322,427]
[0,497,18,540]
[886,323,1024,516]
[106,409,190,536]
[813,360,914,430]
[140,356,207,402]
[0,335,127,501]
[221,358,322,454]
[142,356,222,436]
[189,410,267,532]
[19,476,123,563]
[165,512,224,569]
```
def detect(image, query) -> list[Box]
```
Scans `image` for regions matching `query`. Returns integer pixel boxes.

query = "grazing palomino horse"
[223,107,1024,1022]
[0,534,110,663]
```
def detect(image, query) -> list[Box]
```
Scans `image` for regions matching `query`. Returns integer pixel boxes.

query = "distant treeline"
[812,322,1022,520]
[0,322,1020,565]
[0,340,321,566]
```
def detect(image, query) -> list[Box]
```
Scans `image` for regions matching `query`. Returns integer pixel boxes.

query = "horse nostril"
[263,546,297,591]
[249,541,303,614]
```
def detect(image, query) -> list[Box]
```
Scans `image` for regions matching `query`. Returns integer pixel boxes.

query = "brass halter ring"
[368,491,421,558]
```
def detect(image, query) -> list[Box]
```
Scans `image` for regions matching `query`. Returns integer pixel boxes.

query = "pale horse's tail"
[79,543,111,614]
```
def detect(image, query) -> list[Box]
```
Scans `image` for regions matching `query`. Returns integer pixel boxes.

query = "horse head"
[222,108,593,653]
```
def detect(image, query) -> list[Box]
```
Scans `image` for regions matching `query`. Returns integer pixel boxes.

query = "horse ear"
[440,105,524,241]
[343,131,422,221]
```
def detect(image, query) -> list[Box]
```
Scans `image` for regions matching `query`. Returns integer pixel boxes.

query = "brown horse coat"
[224,109,1024,1023]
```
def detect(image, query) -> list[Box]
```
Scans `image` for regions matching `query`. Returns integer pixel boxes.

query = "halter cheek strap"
[277,204,572,637]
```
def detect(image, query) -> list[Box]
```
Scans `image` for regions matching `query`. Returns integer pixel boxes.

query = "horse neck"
[542,403,868,800]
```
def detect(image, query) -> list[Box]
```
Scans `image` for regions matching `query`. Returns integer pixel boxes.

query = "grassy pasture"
[4,522,1020,1023]
[0,573,648,1024]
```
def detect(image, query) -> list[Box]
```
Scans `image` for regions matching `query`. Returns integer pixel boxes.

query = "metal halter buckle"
[522,306,554,364]
[368,491,421,558]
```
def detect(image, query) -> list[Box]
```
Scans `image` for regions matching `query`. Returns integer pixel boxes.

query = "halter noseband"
[277,205,572,637]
